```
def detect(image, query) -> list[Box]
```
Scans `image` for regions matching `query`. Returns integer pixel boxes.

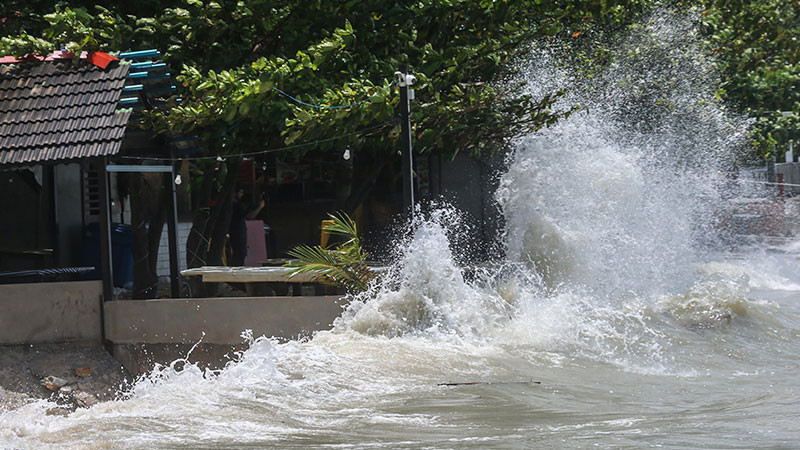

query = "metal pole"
[166,159,181,298]
[97,158,114,303]
[399,64,415,217]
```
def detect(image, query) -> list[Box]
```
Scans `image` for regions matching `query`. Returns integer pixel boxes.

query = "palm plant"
[285,212,374,292]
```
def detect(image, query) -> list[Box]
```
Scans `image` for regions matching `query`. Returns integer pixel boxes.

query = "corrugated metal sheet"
[0,60,131,165]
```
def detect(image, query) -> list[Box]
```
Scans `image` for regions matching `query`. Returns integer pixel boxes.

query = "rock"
[0,344,132,404]
[74,367,92,377]
[73,391,98,408]
[40,375,68,391]
[45,407,70,416]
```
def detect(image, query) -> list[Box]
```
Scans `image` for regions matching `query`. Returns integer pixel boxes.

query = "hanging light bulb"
[174,174,182,185]
[342,147,351,160]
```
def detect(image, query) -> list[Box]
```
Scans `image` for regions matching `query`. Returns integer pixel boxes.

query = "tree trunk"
[184,159,241,297]
[206,161,239,265]
[186,169,214,270]
[145,172,170,279]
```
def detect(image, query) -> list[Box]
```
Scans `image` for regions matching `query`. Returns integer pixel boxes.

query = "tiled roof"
[0,60,131,165]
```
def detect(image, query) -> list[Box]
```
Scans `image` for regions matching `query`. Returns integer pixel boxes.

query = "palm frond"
[287,245,348,283]
[285,212,374,292]
[287,245,338,266]
[322,212,360,247]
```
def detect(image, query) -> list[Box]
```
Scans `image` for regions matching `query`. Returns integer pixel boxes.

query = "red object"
[0,50,118,69]
[86,51,118,69]
[51,50,74,59]
[237,159,256,186]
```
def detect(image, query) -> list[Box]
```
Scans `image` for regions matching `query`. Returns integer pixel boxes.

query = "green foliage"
[145,0,652,160]
[0,32,53,57]
[693,0,800,157]
[285,213,374,293]
[1,0,653,161]
[185,159,229,194]
[0,5,132,57]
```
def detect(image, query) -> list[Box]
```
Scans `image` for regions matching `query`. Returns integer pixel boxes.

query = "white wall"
[155,221,192,276]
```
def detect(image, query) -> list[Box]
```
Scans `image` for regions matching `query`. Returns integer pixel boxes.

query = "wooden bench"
[181,266,329,296]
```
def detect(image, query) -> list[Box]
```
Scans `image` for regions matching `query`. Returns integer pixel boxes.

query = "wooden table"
[181,266,329,296]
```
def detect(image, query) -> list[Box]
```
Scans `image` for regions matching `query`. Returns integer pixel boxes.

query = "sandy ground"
[0,344,131,415]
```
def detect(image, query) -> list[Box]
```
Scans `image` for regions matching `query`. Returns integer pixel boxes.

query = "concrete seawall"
[104,296,346,374]
[0,281,345,375]
[0,280,102,344]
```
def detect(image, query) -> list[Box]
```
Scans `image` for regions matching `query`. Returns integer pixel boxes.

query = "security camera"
[395,71,417,87]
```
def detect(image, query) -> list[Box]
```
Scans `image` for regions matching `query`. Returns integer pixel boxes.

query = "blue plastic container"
[81,223,134,288]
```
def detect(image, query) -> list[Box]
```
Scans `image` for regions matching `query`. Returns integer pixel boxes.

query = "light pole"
[396,65,417,218]
[782,111,795,162]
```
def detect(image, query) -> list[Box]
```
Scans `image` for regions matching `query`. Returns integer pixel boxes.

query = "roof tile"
[0,60,131,165]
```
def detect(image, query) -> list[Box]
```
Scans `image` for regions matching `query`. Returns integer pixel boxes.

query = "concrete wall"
[104,296,346,345]
[0,280,102,344]
[112,343,249,376]
[776,163,800,195]
[105,295,346,375]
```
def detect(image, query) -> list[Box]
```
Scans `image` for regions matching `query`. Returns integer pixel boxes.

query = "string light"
[272,81,396,110]
[116,120,398,163]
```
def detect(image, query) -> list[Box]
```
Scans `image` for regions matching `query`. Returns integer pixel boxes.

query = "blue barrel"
[81,223,134,288]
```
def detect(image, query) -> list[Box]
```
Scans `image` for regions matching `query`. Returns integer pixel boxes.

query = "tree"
[149,0,653,209]
[693,0,800,158]
[1,1,654,293]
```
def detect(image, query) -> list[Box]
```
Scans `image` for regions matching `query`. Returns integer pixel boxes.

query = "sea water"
[2,12,799,449]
